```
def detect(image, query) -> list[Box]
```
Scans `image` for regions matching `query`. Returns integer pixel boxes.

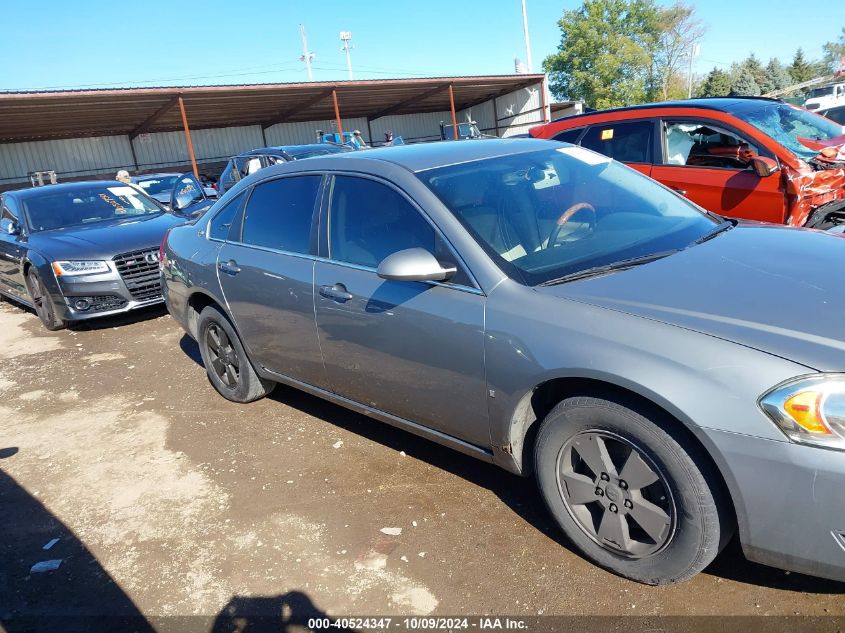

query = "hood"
[540,224,845,371]
[25,212,185,261]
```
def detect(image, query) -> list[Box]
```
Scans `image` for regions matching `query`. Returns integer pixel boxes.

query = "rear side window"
[239,176,321,254]
[208,192,245,241]
[580,121,653,163]
[826,107,845,125]
[553,127,585,144]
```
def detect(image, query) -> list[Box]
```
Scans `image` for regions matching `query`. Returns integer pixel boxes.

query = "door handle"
[218,260,241,275]
[671,188,687,196]
[319,283,353,302]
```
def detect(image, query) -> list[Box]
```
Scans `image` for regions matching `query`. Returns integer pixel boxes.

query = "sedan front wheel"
[535,394,731,584]
[25,269,66,331]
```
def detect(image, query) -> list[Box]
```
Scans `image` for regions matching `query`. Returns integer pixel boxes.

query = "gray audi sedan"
[162,138,845,585]
[0,181,184,329]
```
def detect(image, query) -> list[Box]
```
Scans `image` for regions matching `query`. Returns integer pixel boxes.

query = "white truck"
[804,82,845,112]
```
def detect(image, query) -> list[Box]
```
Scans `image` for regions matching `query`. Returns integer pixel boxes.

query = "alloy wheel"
[205,323,240,389]
[27,272,53,325]
[556,430,676,558]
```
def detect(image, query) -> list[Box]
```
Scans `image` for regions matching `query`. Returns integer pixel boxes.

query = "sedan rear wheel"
[535,394,731,585]
[197,305,274,403]
[26,269,66,331]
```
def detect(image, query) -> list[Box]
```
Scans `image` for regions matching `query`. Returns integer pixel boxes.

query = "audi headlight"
[51,260,110,276]
[759,374,845,450]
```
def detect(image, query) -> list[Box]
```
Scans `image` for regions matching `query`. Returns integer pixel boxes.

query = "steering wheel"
[547,202,597,247]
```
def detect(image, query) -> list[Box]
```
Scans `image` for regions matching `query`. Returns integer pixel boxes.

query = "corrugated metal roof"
[0,75,545,143]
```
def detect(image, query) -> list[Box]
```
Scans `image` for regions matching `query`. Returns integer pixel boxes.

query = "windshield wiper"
[538,250,679,287]
[693,219,735,245]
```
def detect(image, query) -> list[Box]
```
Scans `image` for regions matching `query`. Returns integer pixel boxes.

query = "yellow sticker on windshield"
[601,128,614,141]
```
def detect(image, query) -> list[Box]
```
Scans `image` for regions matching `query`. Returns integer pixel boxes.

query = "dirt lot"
[0,300,844,628]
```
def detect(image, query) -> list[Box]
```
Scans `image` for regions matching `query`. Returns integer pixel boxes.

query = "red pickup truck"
[530,97,845,230]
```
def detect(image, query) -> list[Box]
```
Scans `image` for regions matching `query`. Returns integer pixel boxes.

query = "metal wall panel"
[133,125,264,170]
[0,135,134,186]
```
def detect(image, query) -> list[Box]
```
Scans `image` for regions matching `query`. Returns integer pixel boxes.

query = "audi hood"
[540,223,845,372]
[25,212,186,261]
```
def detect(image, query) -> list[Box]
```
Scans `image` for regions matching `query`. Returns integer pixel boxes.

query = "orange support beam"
[177,96,199,179]
[332,88,343,138]
[448,84,459,141]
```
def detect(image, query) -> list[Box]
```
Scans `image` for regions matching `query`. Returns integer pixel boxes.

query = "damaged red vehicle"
[530,97,845,230]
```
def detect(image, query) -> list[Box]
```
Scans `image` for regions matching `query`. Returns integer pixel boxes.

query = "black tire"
[196,305,274,403]
[25,269,66,331]
[534,394,731,585]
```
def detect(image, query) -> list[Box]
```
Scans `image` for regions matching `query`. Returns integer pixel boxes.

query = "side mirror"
[750,156,780,178]
[377,248,456,283]
[0,217,19,236]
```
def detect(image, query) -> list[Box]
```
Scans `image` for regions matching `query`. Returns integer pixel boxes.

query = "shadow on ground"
[0,456,154,632]
[210,591,354,633]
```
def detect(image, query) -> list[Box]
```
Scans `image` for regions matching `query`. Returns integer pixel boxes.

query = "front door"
[0,204,28,301]
[313,175,489,446]
[170,173,212,217]
[651,119,786,223]
[216,174,326,386]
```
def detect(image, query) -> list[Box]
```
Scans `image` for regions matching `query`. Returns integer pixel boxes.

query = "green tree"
[789,48,818,84]
[762,58,791,94]
[729,62,761,96]
[696,67,730,97]
[651,1,706,100]
[543,0,662,108]
[822,28,845,73]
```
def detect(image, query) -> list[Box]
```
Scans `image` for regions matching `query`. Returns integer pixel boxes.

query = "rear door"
[312,174,489,446]
[217,174,327,386]
[576,119,656,177]
[651,118,785,223]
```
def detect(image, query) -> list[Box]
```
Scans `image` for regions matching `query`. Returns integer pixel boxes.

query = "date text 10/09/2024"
[307,617,530,631]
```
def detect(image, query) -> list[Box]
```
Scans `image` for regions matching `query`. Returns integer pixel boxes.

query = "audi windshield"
[23,185,163,232]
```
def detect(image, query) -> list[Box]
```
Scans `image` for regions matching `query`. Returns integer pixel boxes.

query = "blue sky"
[0,1,842,90]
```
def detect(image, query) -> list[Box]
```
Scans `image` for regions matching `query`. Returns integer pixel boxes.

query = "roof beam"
[262,88,334,130]
[129,95,180,139]
[367,84,450,121]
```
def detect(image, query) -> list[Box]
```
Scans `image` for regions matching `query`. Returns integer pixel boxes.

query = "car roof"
[547,97,783,125]
[251,138,559,175]
[3,180,131,200]
[237,144,351,158]
[131,172,180,180]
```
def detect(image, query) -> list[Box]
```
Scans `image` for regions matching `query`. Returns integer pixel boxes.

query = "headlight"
[759,374,845,450]
[51,260,110,276]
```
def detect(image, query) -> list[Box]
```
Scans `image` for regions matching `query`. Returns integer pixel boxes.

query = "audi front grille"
[113,248,162,301]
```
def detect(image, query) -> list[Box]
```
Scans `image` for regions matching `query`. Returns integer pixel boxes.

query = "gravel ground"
[0,300,843,631]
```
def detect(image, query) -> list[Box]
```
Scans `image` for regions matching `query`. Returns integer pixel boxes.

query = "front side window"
[728,101,845,162]
[327,176,437,268]
[579,120,653,164]
[22,185,162,233]
[663,121,759,169]
[238,176,321,254]
[420,147,718,286]
[827,107,845,126]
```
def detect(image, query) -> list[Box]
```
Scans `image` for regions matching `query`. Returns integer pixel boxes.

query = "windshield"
[419,147,718,286]
[134,175,179,196]
[731,102,845,161]
[23,185,163,232]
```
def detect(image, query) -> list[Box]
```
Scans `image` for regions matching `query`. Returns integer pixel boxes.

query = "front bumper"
[706,427,845,581]
[52,265,162,322]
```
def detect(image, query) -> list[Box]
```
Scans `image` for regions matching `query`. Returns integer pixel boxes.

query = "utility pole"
[521,0,533,74]
[340,31,353,80]
[299,24,315,81]
[687,43,700,98]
